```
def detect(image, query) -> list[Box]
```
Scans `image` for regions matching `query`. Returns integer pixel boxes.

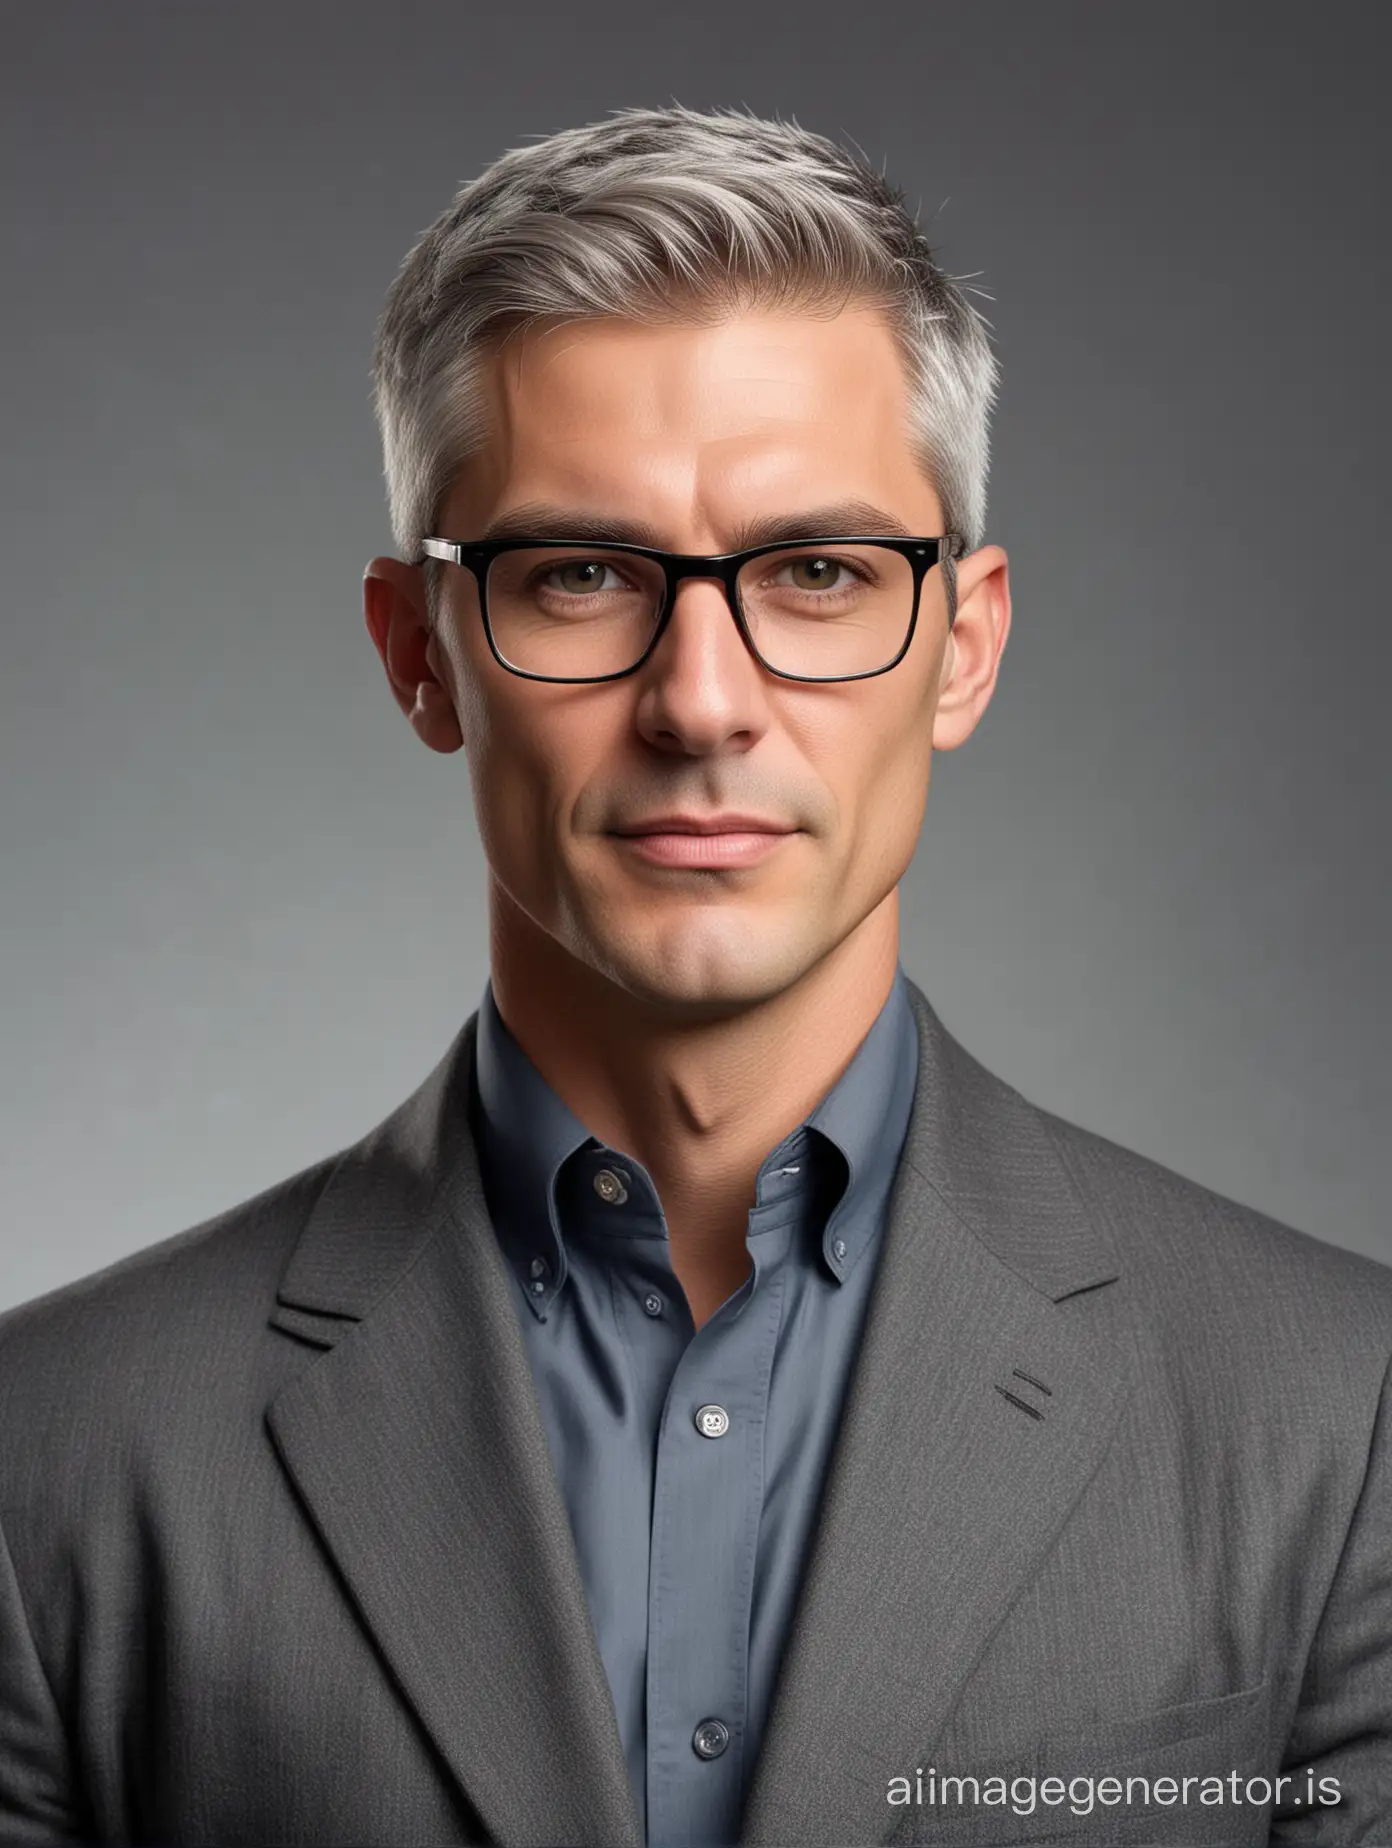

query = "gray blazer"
[1,977,1389,1848]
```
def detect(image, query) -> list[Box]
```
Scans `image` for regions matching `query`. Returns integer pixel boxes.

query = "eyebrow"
[476,498,918,550]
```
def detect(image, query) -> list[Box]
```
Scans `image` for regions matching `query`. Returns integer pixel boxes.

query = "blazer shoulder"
[1033,1101,1392,1358]
[0,1149,342,1403]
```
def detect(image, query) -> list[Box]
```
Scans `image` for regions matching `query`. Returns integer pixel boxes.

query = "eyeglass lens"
[483,544,918,679]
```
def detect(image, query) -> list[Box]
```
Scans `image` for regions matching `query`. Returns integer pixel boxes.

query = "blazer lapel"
[264,1019,643,1848]
[739,980,1132,1846]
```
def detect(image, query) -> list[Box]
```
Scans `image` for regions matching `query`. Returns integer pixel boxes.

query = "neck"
[486,878,900,1273]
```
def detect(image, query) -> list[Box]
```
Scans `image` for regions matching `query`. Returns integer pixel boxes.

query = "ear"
[362,557,464,753]
[932,544,1011,753]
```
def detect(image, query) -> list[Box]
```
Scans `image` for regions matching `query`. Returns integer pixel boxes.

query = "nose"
[645,572,762,676]
[660,570,743,636]
[632,570,774,748]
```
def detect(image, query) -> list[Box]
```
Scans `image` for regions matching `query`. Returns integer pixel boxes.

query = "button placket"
[645,1266,786,1848]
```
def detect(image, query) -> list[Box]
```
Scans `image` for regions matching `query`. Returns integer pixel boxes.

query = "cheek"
[840,720,934,877]
[463,709,600,885]
[818,684,929,792]
[468,740,546,876]
[470,757,531,873]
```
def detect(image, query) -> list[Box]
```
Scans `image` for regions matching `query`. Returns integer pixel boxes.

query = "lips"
[614,829,795,869]
[614,815,793,837]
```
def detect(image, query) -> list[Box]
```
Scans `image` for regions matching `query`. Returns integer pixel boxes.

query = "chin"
[585,925,821,1017]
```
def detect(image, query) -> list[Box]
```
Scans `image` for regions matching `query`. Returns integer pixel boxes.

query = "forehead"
[445,304,926,529]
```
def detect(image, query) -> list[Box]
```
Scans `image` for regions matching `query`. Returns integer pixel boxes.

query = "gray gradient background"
[3,0,1388,1312]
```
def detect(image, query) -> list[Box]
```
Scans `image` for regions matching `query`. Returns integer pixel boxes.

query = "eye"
[782,555,849,592]
[542,558,626,595]
[760,551,876,597]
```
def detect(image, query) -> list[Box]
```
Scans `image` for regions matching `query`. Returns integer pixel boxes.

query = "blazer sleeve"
[1271,1349,1392,1843]
[0,1509,85,1844]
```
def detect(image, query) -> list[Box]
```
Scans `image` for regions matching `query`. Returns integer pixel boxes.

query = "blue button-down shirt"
[467,962,920,1848]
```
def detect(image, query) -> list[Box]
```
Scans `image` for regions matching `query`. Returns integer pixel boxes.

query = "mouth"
[610,829,797,870]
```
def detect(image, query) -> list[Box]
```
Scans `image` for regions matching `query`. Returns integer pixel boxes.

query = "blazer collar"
[266,976,1126,1846]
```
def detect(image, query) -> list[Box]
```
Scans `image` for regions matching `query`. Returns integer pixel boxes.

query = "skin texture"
[363,304,1011,1329]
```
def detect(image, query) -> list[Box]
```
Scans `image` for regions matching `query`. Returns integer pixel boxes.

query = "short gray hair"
[370,104,1000,625]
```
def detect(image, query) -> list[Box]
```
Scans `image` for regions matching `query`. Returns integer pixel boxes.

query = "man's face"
[400,303,1007,1015]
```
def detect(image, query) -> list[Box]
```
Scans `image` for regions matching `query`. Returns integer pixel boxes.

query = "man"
[0,103,1388,1848]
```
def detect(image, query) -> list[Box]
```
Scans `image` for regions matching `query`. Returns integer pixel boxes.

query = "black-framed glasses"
[419,532,966,684]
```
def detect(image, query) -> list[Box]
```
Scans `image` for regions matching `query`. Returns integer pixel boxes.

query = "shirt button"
[694,1403,730,1439]
[642,1292,664,1316]
[593,1167,629,1205]
[833,1238,847,1261]
[529,1256,548,1278]
[692,1717,730,1760]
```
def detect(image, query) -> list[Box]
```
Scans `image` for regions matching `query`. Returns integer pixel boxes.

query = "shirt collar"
[469,961,920,1319]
